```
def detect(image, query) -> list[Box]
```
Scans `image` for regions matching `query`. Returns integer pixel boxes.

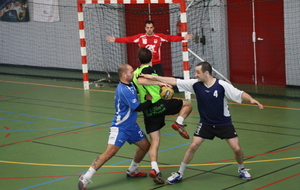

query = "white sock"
[176,116,184,125]
[84,167,96,181]
[178,162,187,176]
[238,164,244,170]
[151,161,160,173]
[128,160,139,172]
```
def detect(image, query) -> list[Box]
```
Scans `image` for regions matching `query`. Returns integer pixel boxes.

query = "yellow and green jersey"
[133,65,161,104]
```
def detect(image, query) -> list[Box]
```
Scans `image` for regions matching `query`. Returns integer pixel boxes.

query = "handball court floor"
[0,74,299,190]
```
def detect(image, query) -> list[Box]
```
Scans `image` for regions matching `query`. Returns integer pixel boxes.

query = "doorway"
[227,0,285,86]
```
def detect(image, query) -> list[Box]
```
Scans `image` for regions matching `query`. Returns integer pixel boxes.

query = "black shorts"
[143,99,183,134]
[152,64,164,76]
[194,123,238,140]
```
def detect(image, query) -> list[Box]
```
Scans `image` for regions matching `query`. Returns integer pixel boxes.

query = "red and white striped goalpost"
[77,0,191,99]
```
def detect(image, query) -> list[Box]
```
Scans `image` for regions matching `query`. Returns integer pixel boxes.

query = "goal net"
[78,0,229,90]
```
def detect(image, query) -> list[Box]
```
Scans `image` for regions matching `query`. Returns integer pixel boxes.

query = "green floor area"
[0,75,299,190]
[234,83,300,99]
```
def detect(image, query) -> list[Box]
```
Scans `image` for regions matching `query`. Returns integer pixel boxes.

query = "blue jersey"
[177,78,244,126]
[111,82,140,130]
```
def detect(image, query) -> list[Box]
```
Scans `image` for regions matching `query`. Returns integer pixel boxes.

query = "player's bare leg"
[166,136,204,184]
[226,137,251,180]
[148,131,164,184]
[179,100,193,119]
[226,137,243,164]
[126,138,150,178]
[78,145,120,190]
[172,100,192,139]
[182,136,205,164]
[133,138,150,163]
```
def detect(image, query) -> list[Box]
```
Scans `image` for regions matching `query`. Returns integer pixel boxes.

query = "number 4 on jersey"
[213,90,218,98]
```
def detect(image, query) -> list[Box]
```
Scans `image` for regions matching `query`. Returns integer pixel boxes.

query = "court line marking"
[0,79,113,92]
[17,158,140,190]
[0,110,96,125]
[2,142,299,189]
[0,125,91,132]
[3,126,10,138]
[0,145,298,180]
[1,79,300,110]
[0,110,108,132]
[0,85,47,98]
[0,126,109,147]
[0,110,196,132]
[0,169,153,179]
[254,173,300,190]
[0,117,38,124]
[202,146,300,163]
[0,157,299,168]
[18,177,70,190]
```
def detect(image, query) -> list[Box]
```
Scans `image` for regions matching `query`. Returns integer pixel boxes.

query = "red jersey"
[115,33,184,65]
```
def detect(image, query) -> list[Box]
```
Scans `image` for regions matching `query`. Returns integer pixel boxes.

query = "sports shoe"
[238,168,251,180]
[126,168,147,177]
[172,122,190,139]
[78,174,92,190]
[166,172,182,184]
[149,169,164,184]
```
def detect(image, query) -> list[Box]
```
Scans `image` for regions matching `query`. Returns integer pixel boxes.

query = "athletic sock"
[151,161,160,173]
[178,162,187,176]
[128,161,139,172]
[176,116,184,125]
[84,167,96,181]
[238,164,244,171]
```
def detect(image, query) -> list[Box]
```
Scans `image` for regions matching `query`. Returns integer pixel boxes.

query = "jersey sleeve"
[142,66,156,75]
[136,66,156,80]
[218,80,244,103]
[115,34,142,43]
[157,33,184,42]
[176,79,198,94]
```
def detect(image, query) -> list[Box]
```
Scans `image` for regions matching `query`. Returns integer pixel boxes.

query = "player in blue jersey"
[140,62,263,183]
[78,64,154,190]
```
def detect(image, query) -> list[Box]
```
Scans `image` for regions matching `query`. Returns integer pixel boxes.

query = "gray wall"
[0,1,81,69]
[284,0,300,86]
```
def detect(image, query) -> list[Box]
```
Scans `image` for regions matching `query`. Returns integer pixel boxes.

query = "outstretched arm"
[135,100,152,112]
[137,77,173,88]
[139,74,177,86]
[242,92,264,109]
[106,35,116,42]
[184,34,194,40]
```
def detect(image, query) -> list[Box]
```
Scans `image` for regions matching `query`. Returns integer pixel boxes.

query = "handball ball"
[160,86,174,100]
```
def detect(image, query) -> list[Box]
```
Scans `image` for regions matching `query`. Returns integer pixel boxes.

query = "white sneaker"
[166,172,182,184]
[238,168,251,180]
[78,174,92,190]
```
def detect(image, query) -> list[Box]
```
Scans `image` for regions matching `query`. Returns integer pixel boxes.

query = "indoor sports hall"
[0,0,299,190]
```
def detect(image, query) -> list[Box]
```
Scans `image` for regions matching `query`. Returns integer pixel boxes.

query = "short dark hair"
[138,47,152,64]
[145,20,154,26]
[196,62,212,75]
[118,64,129,76]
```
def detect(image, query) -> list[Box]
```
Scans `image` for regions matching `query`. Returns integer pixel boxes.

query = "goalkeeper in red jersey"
[106,20,193,76]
